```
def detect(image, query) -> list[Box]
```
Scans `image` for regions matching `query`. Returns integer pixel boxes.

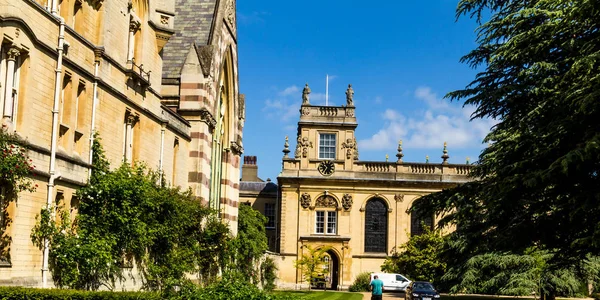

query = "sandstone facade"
[0,0,241,287]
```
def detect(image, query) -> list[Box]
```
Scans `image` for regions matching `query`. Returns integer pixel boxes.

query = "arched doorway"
[364,198,388,253]
[325,249,340,290]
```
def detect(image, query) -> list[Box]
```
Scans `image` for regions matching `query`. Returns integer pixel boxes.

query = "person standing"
[370,275,384,300]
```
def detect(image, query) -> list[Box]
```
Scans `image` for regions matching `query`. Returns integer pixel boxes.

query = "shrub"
[261,256,278,291]
[0,287,161,299]
[349,272,371,292]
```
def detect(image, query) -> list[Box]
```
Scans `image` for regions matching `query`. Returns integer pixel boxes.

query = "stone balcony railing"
[355,161,472,176]
[299,104,357,125]
[281,158,473,180]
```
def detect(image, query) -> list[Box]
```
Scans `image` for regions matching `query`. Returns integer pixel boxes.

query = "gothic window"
[315,211,337,234]
[318,133,336,159]
[364,198,388,253]
[0,46,23,125]
[72,0,83,33]
[73,81,86,154]
[410,211,433,236]
[264,203,275,229]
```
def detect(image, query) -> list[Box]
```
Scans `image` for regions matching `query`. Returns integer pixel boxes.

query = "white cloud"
[374,96,383,104]
[279,85,299,97]
[263,85,331,123]
[359,86,497,151]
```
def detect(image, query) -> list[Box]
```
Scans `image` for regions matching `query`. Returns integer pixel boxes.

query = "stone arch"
[313,193,340,209]
[360,194,392,213]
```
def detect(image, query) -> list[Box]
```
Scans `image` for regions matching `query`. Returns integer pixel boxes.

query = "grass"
[274,290,364,299]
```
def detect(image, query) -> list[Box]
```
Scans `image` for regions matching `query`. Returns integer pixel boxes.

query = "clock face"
[318,160,335,176]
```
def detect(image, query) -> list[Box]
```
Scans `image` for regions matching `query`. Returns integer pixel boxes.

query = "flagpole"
[326,74,329,106]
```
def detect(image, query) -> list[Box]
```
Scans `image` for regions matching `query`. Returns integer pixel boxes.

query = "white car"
[370,272,412,291]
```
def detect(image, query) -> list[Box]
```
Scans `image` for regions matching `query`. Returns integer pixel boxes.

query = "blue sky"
[237,1,496,180]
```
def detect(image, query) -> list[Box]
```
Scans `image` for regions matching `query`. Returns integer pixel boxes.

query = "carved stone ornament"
[238,94,246,120]
[296,136,313,158]
[345,107,355,117]
[394,194,405,203]
[6,47,21,61]
[302,83,311,105]
[315,195,337,208]
[199,108,217,132]
[225,0,236,35]
[345,84,354,107]
[230,141,243,156]
[341,138,358,160]
[300,193,311,209]
[341,194,353,211]
[198,45,214,77]
[301,106,310,116]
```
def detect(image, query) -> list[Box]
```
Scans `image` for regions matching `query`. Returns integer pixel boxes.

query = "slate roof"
[162,0,217,79]
[239,181,278,194]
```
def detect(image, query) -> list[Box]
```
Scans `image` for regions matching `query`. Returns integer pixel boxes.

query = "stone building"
[239,156,279,252]
[274,84,472,290]
[0,0,242,287]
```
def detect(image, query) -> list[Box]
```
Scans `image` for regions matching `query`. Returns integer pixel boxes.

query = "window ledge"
[299,235,351,242]
[0,259,11,268]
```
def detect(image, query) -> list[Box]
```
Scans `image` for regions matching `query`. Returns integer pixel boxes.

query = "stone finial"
[466,156,470,164]
[441,141,449,165]
[345,84,354,107]
[385,154,389,162]
[282,136,290,158]
[425,155,429,163]
[302,83,311,105]
[396,140,404,163]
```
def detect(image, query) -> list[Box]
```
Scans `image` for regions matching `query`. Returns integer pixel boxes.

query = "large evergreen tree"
[413,0,600,267]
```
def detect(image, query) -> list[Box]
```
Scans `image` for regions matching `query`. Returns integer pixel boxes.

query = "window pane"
[265,203,275,228]
[327,211,336,234]
[319,134,336,159]
[316,211,325,233]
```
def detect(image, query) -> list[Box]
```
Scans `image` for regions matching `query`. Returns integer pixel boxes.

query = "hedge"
[0,287,161,299]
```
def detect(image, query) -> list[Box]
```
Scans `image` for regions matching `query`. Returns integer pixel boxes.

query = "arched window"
[410,211,433,236]
[364,198,388,253]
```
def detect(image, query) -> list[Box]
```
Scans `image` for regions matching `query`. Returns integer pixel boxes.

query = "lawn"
[274,290,364,300]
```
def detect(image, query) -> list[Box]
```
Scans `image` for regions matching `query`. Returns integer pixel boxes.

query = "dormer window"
[319,133,336,159]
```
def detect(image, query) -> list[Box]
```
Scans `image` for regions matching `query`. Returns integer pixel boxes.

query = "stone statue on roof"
[302,83,311,105]
[346,84,354,107]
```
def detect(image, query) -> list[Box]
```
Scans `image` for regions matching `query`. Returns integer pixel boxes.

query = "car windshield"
[413,283,435,291]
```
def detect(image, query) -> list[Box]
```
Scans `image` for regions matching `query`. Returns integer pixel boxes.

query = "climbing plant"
[0,129,36,263]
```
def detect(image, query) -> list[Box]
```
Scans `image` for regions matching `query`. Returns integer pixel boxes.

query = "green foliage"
[411,0,600,292]
[443,249,582,297]
[294,245,332,290]
[0,129,36,262]
[0,287,161,299]
[348,272,371,292]
[261,256,278,291]
[31,134,232,290]
[171,271,296,300]
[381,225,446,284]
[232,204,268,283]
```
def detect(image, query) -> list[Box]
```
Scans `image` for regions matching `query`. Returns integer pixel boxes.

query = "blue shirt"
[370,279,384,295]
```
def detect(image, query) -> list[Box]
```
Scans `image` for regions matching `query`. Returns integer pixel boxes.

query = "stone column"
[3,47,20,121]
[127,19,139,62]
[124,114,136,162]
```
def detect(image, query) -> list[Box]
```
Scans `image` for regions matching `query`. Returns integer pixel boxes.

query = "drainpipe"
[42,18,65,288]
[158,123,166,185]
[87,49,102,181]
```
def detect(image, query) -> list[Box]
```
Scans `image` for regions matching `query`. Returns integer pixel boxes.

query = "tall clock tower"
[289,83,359,176]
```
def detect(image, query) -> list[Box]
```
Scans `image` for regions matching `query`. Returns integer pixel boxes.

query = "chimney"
[241,155,260,181]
